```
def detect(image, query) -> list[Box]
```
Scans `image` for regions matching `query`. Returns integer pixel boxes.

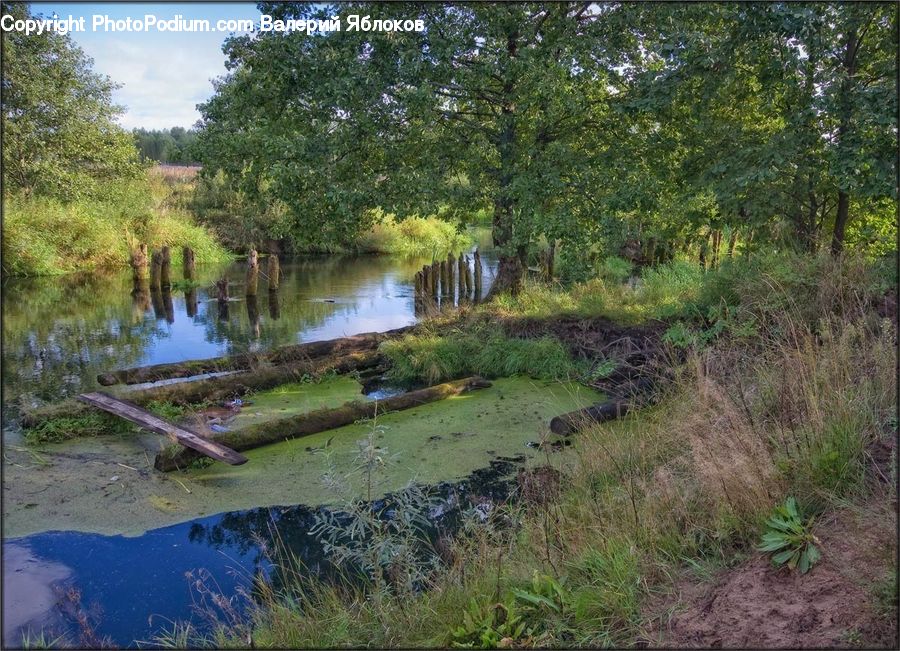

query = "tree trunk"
[831,26,858,256]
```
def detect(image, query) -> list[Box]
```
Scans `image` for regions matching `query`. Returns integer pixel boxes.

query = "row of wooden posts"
[415,249,483,303]
[130,245,280,297]
[129,245,282,324]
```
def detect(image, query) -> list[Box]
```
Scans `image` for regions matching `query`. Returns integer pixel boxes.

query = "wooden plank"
[76,392,248,467]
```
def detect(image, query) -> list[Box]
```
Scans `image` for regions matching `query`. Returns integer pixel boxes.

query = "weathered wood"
[162,289,175,324]
[549,400,630,436]
[149,251,162,291]
[246,250,259,296]
[130,243,149,282]
[182,246,195,281]
[446,253,456,300]
[465,256,474,296]
[473,249,483,297]
[431,261,441,298]
[77,392,247,466]
[216,278,229,304]
[160,246,172,290]
[440,261,449,296]
[96,326,414,386]
[185,287,198,318]
[458,253,466,297]
[155,376,492,471]
[23,351,384,431]
[267,254,280,291]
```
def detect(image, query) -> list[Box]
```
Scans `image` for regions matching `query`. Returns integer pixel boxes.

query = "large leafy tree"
[1,2,140,199]
[196,2,624,293]
[616,2,896,255]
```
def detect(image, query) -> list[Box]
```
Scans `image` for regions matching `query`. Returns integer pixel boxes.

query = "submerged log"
[78,392,247,466]
[155,376,492,471]
[549,400,630,436]
[96,326,414,386]
[23,350,384,430]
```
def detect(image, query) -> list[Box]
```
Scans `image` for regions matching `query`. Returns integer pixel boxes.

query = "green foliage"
[448,600,529,649]
[757,497,821,574]
[353,213,472,257]
[2,171,230,276]
[1,3,140,199]
[133,127,199,164]
[380,328,577,385]
[599,256,635,285]
[568,539,642,633]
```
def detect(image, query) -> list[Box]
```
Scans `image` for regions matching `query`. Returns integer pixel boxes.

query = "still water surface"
[2,252,500,647]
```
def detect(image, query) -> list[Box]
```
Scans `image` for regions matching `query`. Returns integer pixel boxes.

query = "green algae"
[3,378,601,538]
[229,375,364,429]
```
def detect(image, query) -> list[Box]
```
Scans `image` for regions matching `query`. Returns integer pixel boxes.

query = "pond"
[1,250,601,647]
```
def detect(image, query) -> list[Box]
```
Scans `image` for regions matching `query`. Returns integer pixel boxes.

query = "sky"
[33,2,262,130]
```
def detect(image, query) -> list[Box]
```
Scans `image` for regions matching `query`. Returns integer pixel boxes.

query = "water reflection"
[1,253,497,423]
[1,458,517,648]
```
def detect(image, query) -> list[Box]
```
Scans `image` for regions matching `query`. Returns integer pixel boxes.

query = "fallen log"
[549,400,630,436]
[22,350,383,430]
[96,326,414,386]
[78,392,247,466]
[155,376,492,471]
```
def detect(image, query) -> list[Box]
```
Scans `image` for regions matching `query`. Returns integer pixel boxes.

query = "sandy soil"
[644,495,897,648]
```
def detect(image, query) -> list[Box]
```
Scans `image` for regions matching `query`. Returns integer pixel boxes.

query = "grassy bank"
[151,252,895,649]
[2,166,230,276]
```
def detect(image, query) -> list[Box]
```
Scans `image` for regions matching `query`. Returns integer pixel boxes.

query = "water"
[2,253,497,428]
[2,251,512,647]
[3,459,520,648]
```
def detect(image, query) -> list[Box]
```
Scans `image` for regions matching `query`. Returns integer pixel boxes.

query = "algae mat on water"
[3,378,600,538]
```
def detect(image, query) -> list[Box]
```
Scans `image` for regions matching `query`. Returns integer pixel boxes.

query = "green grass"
[353,212,473,257]
[2,168,230,276]
[379,325,580,385]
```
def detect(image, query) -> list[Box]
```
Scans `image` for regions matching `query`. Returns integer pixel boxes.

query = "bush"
[380,327,577,385]
[2,171,230,276]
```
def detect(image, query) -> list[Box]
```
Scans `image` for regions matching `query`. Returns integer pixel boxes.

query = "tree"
[196,2,622,294]
[614,2,896,256]
[1,3,140,198]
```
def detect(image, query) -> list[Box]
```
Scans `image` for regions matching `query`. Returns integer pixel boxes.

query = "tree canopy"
[1,3,140,199]
[194,2,897,290]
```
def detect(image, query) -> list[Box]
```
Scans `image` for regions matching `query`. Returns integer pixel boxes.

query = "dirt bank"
[644,496,897,648]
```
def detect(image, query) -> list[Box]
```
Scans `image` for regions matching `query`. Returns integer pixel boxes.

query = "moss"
[3,378,600,538]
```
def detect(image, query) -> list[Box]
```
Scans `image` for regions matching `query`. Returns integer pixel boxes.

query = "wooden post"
[414,271,422,297]
[267,253,280,292]
[149,250,162,291]
[246,249,259,296]
[473,249,483,296]
[247,294,260,339]
[185,288,198,318]
[162,289,175,324]
[130,243,149,283]
[458,253,466,297]
[447,253,456,301]
[150,287,165,320]
[268,290,281,320]
[216,278,229,303]
[160,246,171,290]
[465,255,474,297]
[431,261,440,299]
[182,246,195,281]
[440,261,449,296]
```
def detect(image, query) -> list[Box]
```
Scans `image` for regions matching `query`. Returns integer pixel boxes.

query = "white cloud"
[78,35,229,129]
